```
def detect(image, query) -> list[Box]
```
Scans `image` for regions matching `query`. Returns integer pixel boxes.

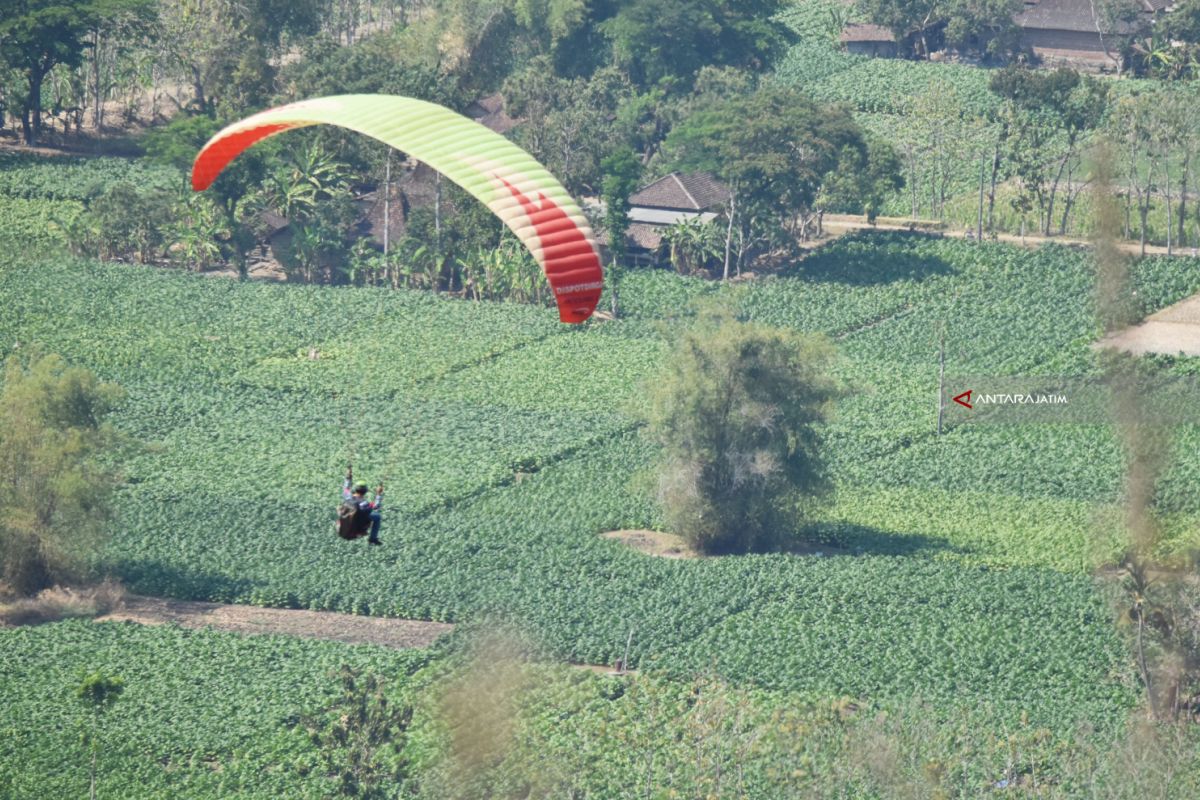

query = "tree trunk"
[1045,152,1070,236]
[1165,156,1173,256]
[929,167,937,221]
[722,190,735,282]
[1178,152,1190,248]
[92,29,103,130]
[27,68,45,146]
[434,172,442,260]
[383,153,391,259]
[609,257,619,318]
[1124,192,1131,241]
[191,66,207,114]
[1139,199,1149,258]
[987,139,1002,234]
[1140,160,1156,257]
[1059,159,1075,235]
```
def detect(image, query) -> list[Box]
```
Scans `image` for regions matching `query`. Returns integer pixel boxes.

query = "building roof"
[260,209,289,234]
[465,93,517,134]
[1014,0,1167,34]
[839,23,896,43]
[629,172,729,211]
[626,223,664,252]
[629,208,720,226]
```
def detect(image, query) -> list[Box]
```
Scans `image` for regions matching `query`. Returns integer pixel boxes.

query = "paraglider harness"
[336,465,383,541]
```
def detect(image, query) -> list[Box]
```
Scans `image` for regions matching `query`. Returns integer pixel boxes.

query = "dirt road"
[821,214,1194,258]
[96,594,454,649]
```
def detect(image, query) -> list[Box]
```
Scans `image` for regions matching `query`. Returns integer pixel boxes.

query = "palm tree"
[172,194,225,272]
[264,141,354,222]
[663,217,721,275]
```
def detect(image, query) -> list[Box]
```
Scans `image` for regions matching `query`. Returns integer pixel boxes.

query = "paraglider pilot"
[341,464,383,545]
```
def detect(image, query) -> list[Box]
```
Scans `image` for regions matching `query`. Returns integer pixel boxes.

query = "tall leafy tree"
[667,85,877,270]
[0,354,125,595]
[858,0,1021,58]
[816,137,904,226]
[157,0,324,116]
[0,0,154,144]
[600,0,793,90]
[1155,0,1200,78]
[505,59,632,193]
[645,305,836,555]
[144,113,268,278]
[599,147,641,317]
[990,67,1109,235]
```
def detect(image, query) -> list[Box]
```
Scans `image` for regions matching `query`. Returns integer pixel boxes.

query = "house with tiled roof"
[622,172,730,266]
[839,23,898,57]
[464,93,517,135]
[1014,0,1172,68]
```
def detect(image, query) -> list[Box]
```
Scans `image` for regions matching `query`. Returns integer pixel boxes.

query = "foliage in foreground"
[0,620,432,799]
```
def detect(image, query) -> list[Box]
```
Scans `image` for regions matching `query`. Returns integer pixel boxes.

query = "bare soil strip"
[92,595,629,672]
[602,529,698,559]
[1096,294,1200,357]
[821,213,1189,257]
[95,594,453,649]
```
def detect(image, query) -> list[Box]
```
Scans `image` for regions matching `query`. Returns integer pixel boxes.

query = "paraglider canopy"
[192,95,603,324]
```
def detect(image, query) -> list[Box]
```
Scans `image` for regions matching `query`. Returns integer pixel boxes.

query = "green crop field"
[8,618,1188,799]
[4,231,1200,740]
[0,620,434,799]
[3,147,1200,793]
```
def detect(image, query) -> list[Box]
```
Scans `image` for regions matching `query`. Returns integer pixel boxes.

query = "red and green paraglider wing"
[192,95,603,323]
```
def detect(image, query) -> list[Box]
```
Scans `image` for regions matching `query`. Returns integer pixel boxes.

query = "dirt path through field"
[94,595,632,672]
[821,214,1193,257]
[1095,293,1200,356]
[95,594,453,649]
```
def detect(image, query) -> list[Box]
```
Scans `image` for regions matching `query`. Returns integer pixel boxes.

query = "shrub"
[0,354,125,595]
[645,305,838,554]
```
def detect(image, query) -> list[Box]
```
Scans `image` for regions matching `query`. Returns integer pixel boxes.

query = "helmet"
[353,481,369,493]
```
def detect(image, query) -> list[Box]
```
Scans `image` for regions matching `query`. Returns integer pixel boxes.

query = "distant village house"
[620,172,730,267]
[1013,0,1172,69]
[839,24,898,58]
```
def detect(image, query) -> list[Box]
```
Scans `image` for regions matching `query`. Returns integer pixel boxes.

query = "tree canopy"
[646,305,837,554]
[0,353,125,595]
[0,0,154,144]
